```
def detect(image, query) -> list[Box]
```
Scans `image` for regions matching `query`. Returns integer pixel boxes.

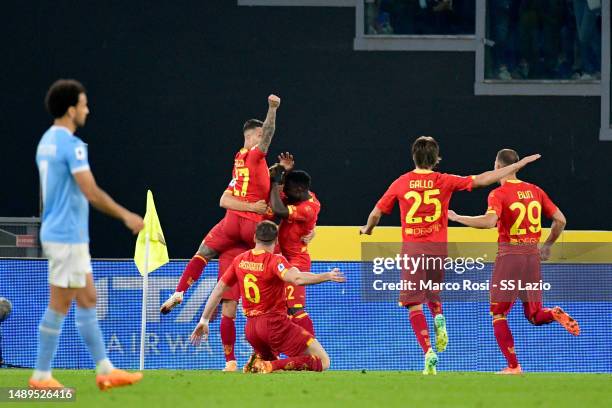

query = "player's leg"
[30,243,79,388]
[74,274,143,390]
[30,284,76,388]
[426,259,447,352]
[288,306,315,336]
[407,304,438,375]
[491,305,522,374]
[285,259,315,336]
[161,221,224,314]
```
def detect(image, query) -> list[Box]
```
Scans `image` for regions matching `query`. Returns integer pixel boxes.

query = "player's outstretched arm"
[258,94,281,153]
[360,207,383,235]
[448,209,498,229]
[282,267,345,286]
[219,192,268,214]
[190,280,228,346]
[74,170,143,234]
[471,154,541,188]
[540,209,567,260]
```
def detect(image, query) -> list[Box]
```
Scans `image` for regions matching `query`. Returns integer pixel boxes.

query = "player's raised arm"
[360,207,383,235]
[282,267,345,286]
[448,209,498,229]
[258,94,281,153]
[73,170,143,234]
[540,209,567,260]
[268,164,290,218]
[471,154,541,188]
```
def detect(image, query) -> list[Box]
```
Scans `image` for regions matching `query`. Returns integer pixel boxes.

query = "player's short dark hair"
[284,170,311,189]
[255,221,278,243]
[412,136,440,169]
[243,119,263,133]
[496,149,520,167]
[45,79,86,118]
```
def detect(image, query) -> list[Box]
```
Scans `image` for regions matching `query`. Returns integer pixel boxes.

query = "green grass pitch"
[1,369,610,408]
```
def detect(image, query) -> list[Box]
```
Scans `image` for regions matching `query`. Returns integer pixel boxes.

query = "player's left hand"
[278,152,294,171]
[302,229,316,243]
[190,319,209,346]
[539,244,552,261]
[269,163,286,184]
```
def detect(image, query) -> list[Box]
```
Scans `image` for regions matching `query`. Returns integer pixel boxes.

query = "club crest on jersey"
[229,178,237,187]
[278,263,286,272]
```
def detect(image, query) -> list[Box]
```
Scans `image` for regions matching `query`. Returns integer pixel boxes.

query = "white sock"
[32,370,52,381]
[96,358,114,375]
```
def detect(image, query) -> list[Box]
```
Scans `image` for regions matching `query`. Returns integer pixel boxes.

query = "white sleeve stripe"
[71,165,91,174]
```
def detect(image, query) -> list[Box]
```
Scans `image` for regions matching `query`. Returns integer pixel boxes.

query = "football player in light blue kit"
[31,79,144,390]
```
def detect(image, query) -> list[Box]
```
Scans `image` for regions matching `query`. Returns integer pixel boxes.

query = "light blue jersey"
[36,126,90,243]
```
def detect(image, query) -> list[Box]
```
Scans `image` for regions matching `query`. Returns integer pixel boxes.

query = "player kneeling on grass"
[449,149,580,375]
[190,221,345,373]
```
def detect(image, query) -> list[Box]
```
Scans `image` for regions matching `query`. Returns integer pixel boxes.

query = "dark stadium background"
[2,1,610,258]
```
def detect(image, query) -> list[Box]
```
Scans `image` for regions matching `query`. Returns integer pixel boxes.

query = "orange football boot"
[496,365,523,375]
[551,307,580,336]
[96,369,143,391]
[29,377,64,389]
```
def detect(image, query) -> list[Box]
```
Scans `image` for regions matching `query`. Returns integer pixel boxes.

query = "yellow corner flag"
[134,190,169,276]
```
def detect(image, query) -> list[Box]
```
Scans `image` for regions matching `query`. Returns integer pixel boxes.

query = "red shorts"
[204,212,258,254]
[218,246,249,301]
[245,313,314,359]
[399,254,445,308]
[490,254,544,321]
[284,257,310,309]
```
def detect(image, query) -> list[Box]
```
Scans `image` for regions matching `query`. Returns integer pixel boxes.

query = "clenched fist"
[268,94,281,109]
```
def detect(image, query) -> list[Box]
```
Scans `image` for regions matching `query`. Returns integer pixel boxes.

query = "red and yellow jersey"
[376,169,473,242]
[225,146,270,222]
[487,179,557,251]
[278,191,320,267]
[221,249,292,317]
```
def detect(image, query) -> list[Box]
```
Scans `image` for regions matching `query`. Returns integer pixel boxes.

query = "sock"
[176,255,208,292]
[409,309,431,354]
[291,312,315,336]
[220,315,236,362]
[75,307,113,374]
[493,317,519,368]
[427,301,443,317]
[34,308,66,379]
[270,355,323,372]
[531,308,554,325]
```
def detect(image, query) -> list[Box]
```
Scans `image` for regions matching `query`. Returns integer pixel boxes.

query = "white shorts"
[42,242,92,289]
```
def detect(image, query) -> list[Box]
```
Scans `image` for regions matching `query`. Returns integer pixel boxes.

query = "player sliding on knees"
[448,149,579,375]
[161,94,280,372]
[32,79,144,390]
[360,136,540,375]
[190,221,345,373]
[267,157,321,336]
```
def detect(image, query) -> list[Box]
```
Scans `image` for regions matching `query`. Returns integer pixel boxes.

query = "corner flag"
[134,190,169,276]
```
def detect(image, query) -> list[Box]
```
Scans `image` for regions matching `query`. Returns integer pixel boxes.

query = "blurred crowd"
[487,0,601,80]
[365,0,475,35]
[364,0,601,80]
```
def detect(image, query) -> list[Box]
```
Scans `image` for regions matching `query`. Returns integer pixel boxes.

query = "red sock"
[176,255,207,293]
[427,301,443,317]
[493,317,519,368]
[291,312,315,336]
[531,308,554,325]
[220,315,236,362]
[409,309,431,354]
[270,355,322,372]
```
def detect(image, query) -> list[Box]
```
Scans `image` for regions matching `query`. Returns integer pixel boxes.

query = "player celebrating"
[360,136,540,375]
[32,79,144,390]
[160,95,280,371]
[190,221,345,373]
[448,149,580,374]
[268,164,321,335]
